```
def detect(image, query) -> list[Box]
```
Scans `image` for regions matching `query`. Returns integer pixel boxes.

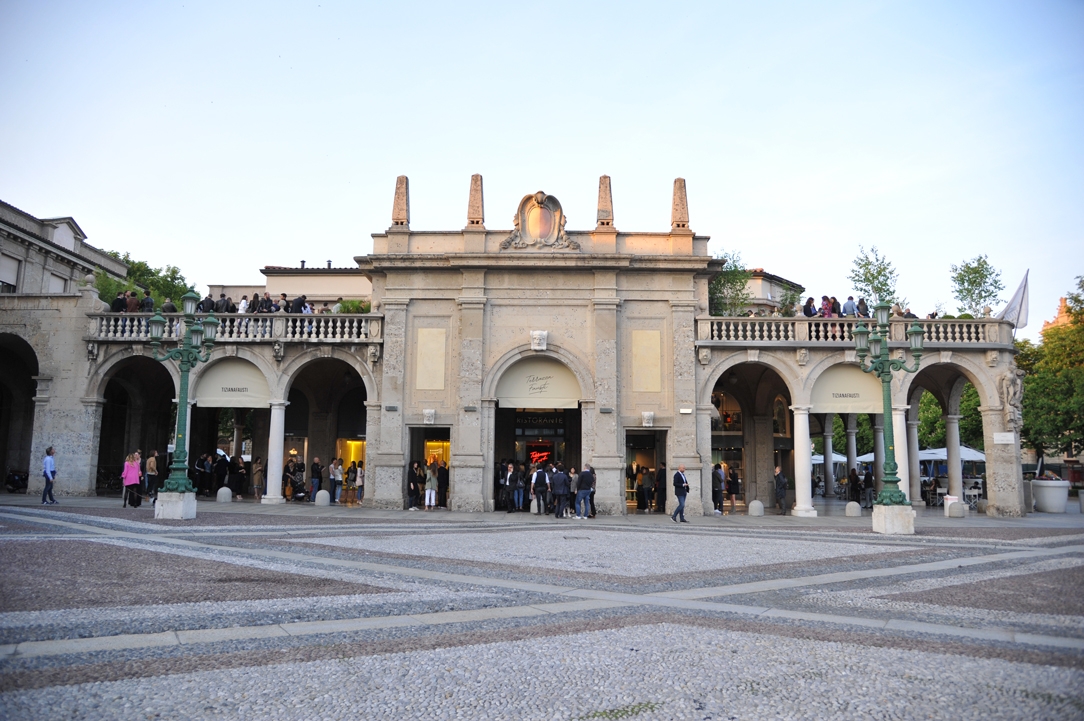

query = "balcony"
[696,317,1014,349]
[87,313,384,344]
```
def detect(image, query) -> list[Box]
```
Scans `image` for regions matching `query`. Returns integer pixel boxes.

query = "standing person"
[500,462,518,513]
[213,453,229,491]
[145,450,159,504]
[331,297,344,313]
[140,290,155,313]
[857,298,870,318]
[161,297,177,313]
[642,466,655,512]
[830,296,842,317]
[110,291,126,313]
[41,446,58,505]
[310,457,324,501]
[437,460,449,509]
[863,467,875,509]
[407,460,422,510]
[802,297,817,317]
[328,458,343,504]
[357,461,366,505]
[711,463,724,515]
[214,293,228,313]
[575,465,594,520]
[727,465,741,515]
[841,296,857,316]
[671,464,689,523]
[230,455,247,499]
[530,464,549,515]
[774,466,789,515]
[122,452,142,508]
[425,459,438,510]
[252,456,265,502]
[125,290,140,313]
[656,462,667,514]
[551,464,571,520]
[345,461,357,503]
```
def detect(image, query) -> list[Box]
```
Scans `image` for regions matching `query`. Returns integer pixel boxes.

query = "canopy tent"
[812,452,847,465]
[856,446,986,463]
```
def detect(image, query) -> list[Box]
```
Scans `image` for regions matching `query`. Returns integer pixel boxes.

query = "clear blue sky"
[2,1,1081,340]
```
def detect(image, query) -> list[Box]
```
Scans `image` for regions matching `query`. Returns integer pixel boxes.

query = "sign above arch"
[496,356,581,409]
[193,358,271,408]
[810,364,884,413]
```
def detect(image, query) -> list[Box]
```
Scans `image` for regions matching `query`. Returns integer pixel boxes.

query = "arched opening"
[492,355,584,511]
[0,334,38,486]
[283,358,367,503]
[95,357,176,495]
[709,363,793,511]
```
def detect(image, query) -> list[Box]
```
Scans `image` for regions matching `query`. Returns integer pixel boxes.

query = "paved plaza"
[1,497,1083,720]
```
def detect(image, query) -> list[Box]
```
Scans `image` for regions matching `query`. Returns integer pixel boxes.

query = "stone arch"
[278,347,379,402]
[900,355,998,413]
[0,333,40,478]
[482,343,595,402]
[87,347,180,400]
[698,352,802,407]
[189,349,279,403]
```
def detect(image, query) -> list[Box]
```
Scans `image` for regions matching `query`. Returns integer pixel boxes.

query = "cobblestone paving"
[0,501,1082,720]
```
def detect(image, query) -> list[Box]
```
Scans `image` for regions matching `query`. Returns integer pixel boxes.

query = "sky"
[1,0,1081,342]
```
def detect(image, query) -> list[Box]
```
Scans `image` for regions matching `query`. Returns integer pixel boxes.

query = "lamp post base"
[872,504,915,535]
[155,492,197,520]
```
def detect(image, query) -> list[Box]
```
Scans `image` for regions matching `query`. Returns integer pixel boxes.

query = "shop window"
[773,397,790,436]
[711,391,742,433]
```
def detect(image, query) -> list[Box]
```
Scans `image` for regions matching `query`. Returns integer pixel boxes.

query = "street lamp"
[147,289,218,494]
[853,299,924,505]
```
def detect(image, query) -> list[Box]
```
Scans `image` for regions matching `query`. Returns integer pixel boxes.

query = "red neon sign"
[529,450,551,464]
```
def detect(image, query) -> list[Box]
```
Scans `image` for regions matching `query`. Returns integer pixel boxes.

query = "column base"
[260,495,286,505]
[155,492,197,520]
[791,508,818,518]
[872,504,915,535]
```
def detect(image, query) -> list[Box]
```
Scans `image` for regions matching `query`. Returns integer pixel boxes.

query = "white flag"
[996,270,1029,329]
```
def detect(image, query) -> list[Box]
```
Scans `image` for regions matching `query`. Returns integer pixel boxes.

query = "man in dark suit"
[671,464,689,523]
[310,457,324,501]
[551,464,571,519]
[110,292,126,313]
[501,462,520,513]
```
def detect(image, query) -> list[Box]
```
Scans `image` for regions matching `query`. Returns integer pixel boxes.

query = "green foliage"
[94,251,193,311]
[957,313,975,319]
[778,286,804,317]
[848,245,906,308]
[950,254,1005,316]
[337,299,372,313]
[941,314,956,320]
[1021,306,1084,457]
[1066,275,1084,323]
[812,414,872,456]
[917,386,983,450]
[708,250,753,316]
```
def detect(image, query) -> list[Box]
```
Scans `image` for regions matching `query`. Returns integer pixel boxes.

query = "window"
[773,397,790,436]
[0,254,19,292]
[48,274,68,293]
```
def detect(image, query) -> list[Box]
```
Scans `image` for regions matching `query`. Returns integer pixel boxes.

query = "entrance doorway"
[624,430,667,512]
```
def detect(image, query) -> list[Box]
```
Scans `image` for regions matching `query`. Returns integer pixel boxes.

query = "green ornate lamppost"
[146,289,219,494]
[852,300,925,506]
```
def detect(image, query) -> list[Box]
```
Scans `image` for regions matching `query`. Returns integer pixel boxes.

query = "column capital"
[891,404,911,412]
[907,420,920,428]
[943,414,963,422]
[789,405,812,414]
[269,399,289,409]
[845,428,858,436]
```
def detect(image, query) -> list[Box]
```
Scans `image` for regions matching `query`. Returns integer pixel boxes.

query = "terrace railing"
[696,317,1013,348]
[88,313,383,344]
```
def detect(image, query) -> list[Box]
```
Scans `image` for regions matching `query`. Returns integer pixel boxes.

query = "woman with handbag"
[121,452,142,508]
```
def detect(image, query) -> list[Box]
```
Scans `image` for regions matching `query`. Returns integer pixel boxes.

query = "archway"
[0,334,38,484]
[94,356,176,494]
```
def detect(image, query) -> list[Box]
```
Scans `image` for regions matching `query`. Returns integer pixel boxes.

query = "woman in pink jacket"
[121,451,142,508]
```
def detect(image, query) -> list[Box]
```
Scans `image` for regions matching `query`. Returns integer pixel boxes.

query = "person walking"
[774,466,788,515]
[310,457,324,501]
[671,464,689,523]
[575,465,594,519]
[122,452,142,508]
[551,464,571,519]
[252,456,265,502]
[41,446,58,505]
[500,462,519,513]
[145,450,159,504]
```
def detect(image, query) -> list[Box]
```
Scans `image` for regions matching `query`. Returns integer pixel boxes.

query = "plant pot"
[1032,479,1070,513]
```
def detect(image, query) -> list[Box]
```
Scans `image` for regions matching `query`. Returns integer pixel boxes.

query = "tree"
[95,251,194,310]
[708,250,753,316]
[1020,282,1084,456]
[916,386,982,450]
[950,255,1005,317]
[848,245,905,308]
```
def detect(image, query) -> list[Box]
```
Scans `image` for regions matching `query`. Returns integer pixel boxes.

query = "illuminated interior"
[336,439,367,468]
[424,440,450,465]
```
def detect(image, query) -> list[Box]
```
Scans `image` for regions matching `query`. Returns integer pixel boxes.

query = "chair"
[936,487,948,506]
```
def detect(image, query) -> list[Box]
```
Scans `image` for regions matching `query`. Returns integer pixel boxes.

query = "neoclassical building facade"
[3,177,1026,517]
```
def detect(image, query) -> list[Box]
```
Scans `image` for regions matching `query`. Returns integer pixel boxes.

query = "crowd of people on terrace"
[108,291,352,316]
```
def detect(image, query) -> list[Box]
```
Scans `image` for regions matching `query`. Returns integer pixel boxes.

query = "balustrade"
[88,313,383,344]
[697,317,1009,347]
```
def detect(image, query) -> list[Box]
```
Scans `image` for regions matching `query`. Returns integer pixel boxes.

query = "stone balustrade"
[87,313,384,344]
[696,317,1013,348]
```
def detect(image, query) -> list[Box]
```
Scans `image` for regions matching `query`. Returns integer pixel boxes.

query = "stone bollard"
[976,499,988,514]
[314,489,331,507]
[1079,495,1083,514]
[748,500,764,517]
[845,501,862,517]
[948,501,966,518]
[216,486,232,503]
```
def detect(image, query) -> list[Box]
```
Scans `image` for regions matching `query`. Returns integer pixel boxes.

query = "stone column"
[232,409,244,458]
[845,413,858,477]
[753,415,774,504]
[891,405,911,503]
[592,289,623,516]
[979,406,1025,517]
[670,300,703,516]
[872,414,885,493]
[697,404,714,513]
[907,419,921,504]
[822,412,835,497]
[480,398,497,512]
[262,400,287,503]
[791,405,817,517]
[373,298,408,509]
[944,414,963,499]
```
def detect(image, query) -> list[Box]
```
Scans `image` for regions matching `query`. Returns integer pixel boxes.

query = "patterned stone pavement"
[1,496,1082,720]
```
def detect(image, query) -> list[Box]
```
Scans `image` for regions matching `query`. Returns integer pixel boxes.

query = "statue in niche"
[998,368,1024,431]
